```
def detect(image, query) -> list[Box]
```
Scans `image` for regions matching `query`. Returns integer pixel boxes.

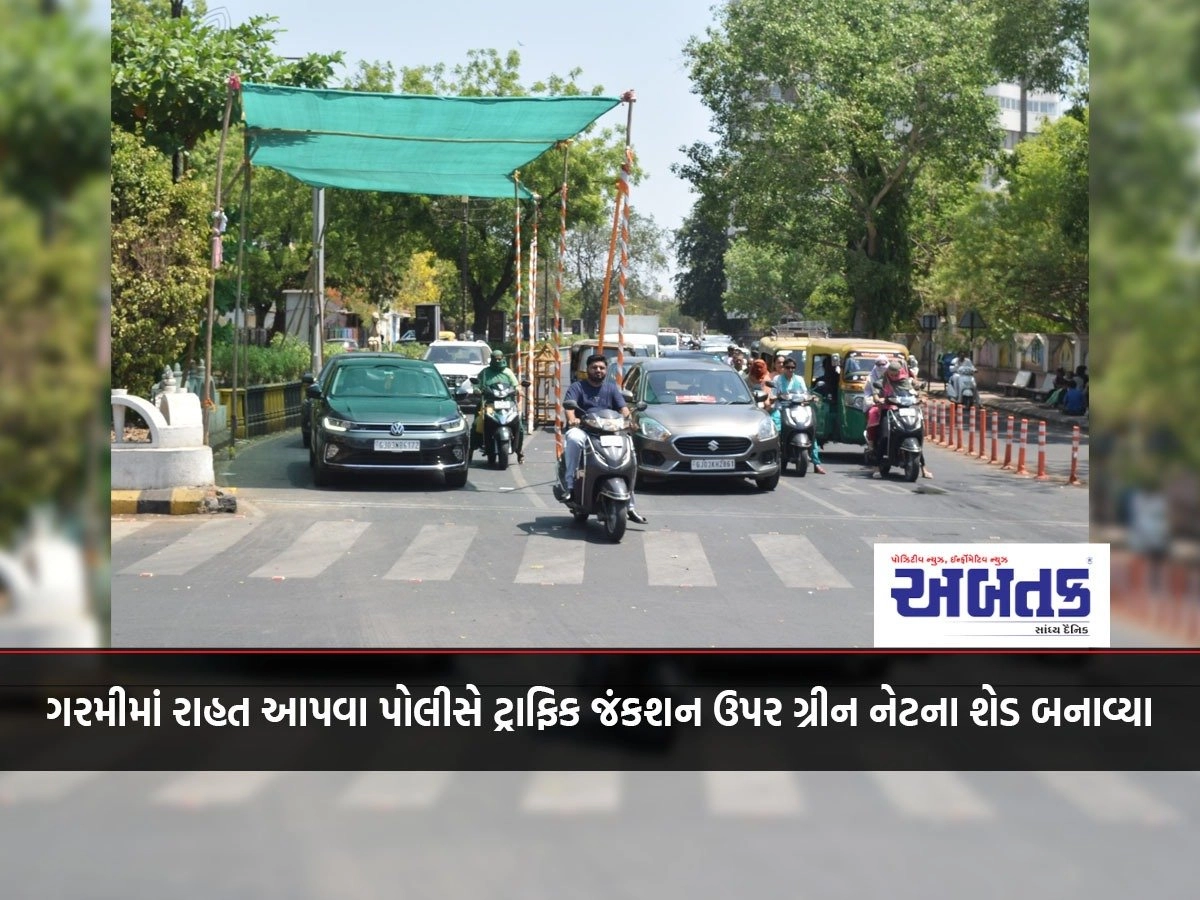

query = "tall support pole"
[615,146,633,387]
[527,198,539,433]
[230,132,251,452]
[554,142,571,460]
[513,174,523,393]
[597,90,636,352]
[312,187,326,374]
[460,196,469,337]
[202,74,238,446]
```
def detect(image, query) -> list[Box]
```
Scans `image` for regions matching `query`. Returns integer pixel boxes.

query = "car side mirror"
[520,379,531,388]
[635,401,648,412]
[621,389,635,403]
[301,372,315,385]
[564,399,579,412]
[306,384,322,399]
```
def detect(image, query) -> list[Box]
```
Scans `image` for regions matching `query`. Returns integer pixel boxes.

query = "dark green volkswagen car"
[306,353,470,488]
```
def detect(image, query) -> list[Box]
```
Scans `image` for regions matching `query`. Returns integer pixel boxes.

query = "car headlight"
[321,416,352,432]
[638,416,671,442]
[757,416,777,440]
[439,415,467,434]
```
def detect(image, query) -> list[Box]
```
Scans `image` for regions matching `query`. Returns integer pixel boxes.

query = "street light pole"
[460,196,469,338]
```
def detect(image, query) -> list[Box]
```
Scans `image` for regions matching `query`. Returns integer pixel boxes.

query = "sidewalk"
[927,385,1088,434]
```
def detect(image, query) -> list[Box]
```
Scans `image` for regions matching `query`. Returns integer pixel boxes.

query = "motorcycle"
[776,391,817,477]
[945,360,978,409]
[866,392,925,482]
[554,402,637,543]
[466,379,522,470]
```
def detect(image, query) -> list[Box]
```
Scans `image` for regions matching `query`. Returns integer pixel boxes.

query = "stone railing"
[111,366,215,489]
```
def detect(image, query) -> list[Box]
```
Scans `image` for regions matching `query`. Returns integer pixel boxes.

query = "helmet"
[886,360,904,380]
[490,350,506,364]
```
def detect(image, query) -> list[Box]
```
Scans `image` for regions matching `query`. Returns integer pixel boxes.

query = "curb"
[111,487,237,516]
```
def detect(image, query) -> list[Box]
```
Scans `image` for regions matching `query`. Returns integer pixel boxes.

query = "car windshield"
[330,365,448,398]
[644,369,753,405]
[425,346,487,365]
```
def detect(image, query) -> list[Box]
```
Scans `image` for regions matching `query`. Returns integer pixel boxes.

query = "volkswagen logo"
[707,439,720,452]
[389,422,405,436]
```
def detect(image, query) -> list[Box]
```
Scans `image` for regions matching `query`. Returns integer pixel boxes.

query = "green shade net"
[241,83,622,198]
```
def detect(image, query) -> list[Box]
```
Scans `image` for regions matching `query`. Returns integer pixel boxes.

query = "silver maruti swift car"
[623,358,780,491]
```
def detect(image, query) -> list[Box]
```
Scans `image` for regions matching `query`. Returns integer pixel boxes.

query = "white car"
[422,340,492,395]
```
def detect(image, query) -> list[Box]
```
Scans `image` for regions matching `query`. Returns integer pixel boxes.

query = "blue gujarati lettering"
[894,567,1092,618]
[892,568,935,616]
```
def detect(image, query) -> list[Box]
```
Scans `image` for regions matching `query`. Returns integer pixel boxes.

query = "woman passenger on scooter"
[477,350,525,463]
[774,355,827,474]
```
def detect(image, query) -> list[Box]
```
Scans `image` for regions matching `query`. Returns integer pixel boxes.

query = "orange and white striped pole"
[615,145,633,387]
[1016,418,1029,475]
[553,144,570,459]
[513,174,523,389]
[1036,420,1049,479]
[951,403,960,450]
[1002,414,1015,469]
[976,406,987,459]
[527,197,539,433]
[1068,424,1081,485]
[596,90,636,358]
[965,405,974,455]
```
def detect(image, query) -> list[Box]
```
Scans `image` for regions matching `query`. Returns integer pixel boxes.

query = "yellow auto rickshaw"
[803,338,910,448]
[569,339,642,383]
[754,335,812,376]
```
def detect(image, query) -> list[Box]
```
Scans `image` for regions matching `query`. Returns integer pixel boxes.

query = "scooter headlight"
[639,416,671,442]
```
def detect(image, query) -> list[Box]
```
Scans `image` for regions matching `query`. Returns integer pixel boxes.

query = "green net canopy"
[241,83,622,198]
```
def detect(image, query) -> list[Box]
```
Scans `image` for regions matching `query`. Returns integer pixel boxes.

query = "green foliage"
[111,0,343,158]
[924,112,1089,335]
[212,333,312,385]
[110,126,211,396]
[684,0,1001,335]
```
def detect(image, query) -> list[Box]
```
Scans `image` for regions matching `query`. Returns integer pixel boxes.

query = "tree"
[112,0,343,163]
[110,126,211,395]
[672,146,733,330]
[925,110,1088,335]
[684,0,1000,335]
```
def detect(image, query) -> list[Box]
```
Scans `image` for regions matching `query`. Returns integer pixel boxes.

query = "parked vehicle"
[776,391,817,476]
[568,340,642,383]
[622,358,780,491]
[754,334,812,374]
[866,390,925,482]
[555,403,637,542]
[306,354,469,488]
[469,379,521,470]
[299,362,329,449]
[802,338,910,449]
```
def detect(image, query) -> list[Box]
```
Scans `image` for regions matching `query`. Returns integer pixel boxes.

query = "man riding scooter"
[473,350,525,464]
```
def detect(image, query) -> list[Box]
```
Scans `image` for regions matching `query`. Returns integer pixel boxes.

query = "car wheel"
[301,427,310,449]
[755,470,780,491]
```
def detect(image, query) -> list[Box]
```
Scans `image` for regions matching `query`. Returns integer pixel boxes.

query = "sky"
[200,0,722,252]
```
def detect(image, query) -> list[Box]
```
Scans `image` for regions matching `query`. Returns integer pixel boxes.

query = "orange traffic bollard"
[989,411,999,463]
[1016,418,1029,475]
[1002,415,1014,469]
[1035,420,1049,479]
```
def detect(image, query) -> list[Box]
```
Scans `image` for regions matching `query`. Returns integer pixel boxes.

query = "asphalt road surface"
[110,425,1099,647]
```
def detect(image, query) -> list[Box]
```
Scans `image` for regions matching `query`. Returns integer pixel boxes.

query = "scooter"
[776,391,816,477]
[554,402,637,543]
[467,379,522,470]
[866,393,925,482]
[946,360,978,409]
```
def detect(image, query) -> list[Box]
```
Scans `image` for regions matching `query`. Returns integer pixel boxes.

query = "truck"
[602,314,660,358]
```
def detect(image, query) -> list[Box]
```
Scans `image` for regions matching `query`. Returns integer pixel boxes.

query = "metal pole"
[461,196,469,336]
[312,188,325,373]
[230,132,251,452]
[202,76,237,446]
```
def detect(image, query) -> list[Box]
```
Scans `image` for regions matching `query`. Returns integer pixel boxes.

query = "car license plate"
[600,435,624,448]
[692,458,735,471]
[374,439,419,452]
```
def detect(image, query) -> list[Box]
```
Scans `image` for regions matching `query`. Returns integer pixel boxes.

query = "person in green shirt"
[474,350,525,463]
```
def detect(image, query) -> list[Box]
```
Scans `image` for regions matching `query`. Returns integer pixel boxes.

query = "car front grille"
[354,422,445,433]
[673,436,753,456]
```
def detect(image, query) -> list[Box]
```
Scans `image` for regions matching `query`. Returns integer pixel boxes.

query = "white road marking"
[520,771,621,814]
[338,771,453,810]
[1032,771,1181,824]
[383,525,477,582]
[644,532,715,587]
[703,771,804,817]
[0,771,103,804]
[866,771,995,821]
[118,518,262,575]
[151,771,283,808]
[515,534,585,584]
[751,533,853,589]
[250,520,369,579]
[779,480,859,516]
[110,520,153,544]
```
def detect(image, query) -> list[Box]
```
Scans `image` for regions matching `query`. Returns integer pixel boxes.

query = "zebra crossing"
[0,769,1194,824]
[113,515,881,590]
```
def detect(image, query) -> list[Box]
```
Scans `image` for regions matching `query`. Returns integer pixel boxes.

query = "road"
[111,425,1095,647]
[0,767,1194,898]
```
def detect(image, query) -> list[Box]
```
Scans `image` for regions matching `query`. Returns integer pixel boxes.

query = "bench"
[997,370,1033,397]
[1026,372,1058,402]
